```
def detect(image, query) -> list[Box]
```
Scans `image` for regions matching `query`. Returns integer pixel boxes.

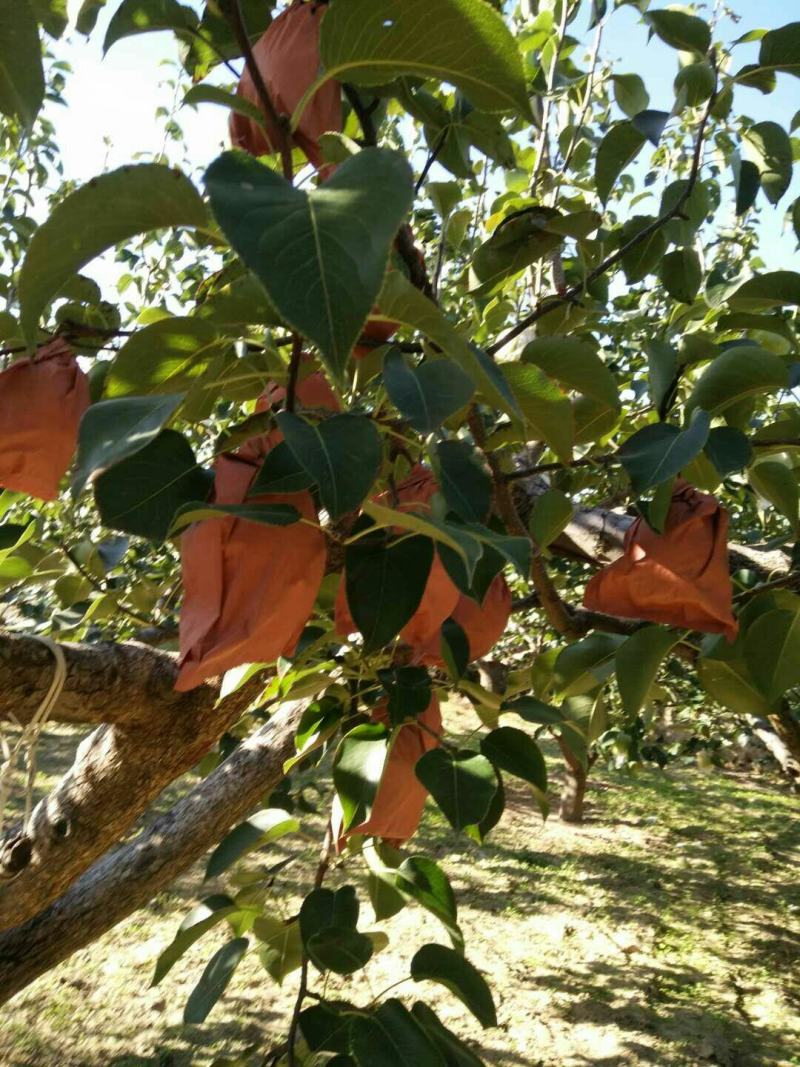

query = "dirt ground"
[0,723,798,1067]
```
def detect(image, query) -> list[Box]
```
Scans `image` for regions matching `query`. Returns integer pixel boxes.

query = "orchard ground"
[1,703,798,1067]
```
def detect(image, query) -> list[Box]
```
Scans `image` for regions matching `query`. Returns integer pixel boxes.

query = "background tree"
[0,0,798,1062]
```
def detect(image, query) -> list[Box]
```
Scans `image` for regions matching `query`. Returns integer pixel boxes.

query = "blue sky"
[48,1,798,274]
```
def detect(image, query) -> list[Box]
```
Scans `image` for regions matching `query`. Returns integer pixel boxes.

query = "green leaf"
[433,440,492,523]
[349,999,446,1067]
[183,938,248,1025]
[344,526,435,651]
[555,634,624,698]
[277,412,381,520]
[333,724,389,831]
[646,342,678,417]
[674,62,716,106]
[94,429,211,541]
[480,726,547,795]
[440,617,470,681]
[620,215,668,284]
[632,109,669,147]
[502,694,565,726]
[300,1004,353,1054]
[415,749,497,831]
[301,886,360,944]
[170,502,300,537]
[183,0,272,81]
[612,73,649,118]
[0,0,44,129]
[76,0,108,35]
[383,351,474,433]
[362,502,482,576]
[595,122,646,205]
[685,346,788,416]
[698,649,774,716]
[205,149,413,383]
[501,363,573,463]
[249,442,313,496]
[197,271,283,329]
[529,488,573,549]
[183,83,265,126]
[660,248,702,303]
[255,915,303,985]
[104,0,197,53]
[411,944,496,1028]
[395,856,462,949]
[470,211,564,293]
[749,462,799,534]
[377,272,520,418]
[105,317,226,398]
[728,271,800,311]
[152,895,238,986]
[733,156,761,215]
[411,1003,486,1067]
[319,0,531,118]
[72,393,184,495]
[615,626,678,719]
[19,165,207,345]
[521,337,620,411]
[617,410,710,494]
[705,426,752,476]
[744,609,800,702]
[30,0,68,37]
[308,927,374,975]
[644,10,711,55]
[758,21,800,78]
[204,810,300,880]
[743,121,794,204]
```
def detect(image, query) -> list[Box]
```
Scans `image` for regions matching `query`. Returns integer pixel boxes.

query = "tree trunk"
[767,703,800,785]
[557,738,588,823]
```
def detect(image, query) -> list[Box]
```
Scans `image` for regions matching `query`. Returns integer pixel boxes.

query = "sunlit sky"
[47,0,799,297]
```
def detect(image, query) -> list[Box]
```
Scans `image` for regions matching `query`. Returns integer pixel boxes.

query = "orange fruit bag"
[229,0,341,171]
[332,694,442,847]
[0,338,89,500]
[583,479,738,640]
[175,429,326,691]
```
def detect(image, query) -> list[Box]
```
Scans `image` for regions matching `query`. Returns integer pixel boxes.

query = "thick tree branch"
[0,699,305,1005]
[0,634,266,929]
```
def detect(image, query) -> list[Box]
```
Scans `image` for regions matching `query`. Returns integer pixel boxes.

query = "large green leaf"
[169,502,300,536]
[276,412,381,520]
[152,895,238,986]
[660,248,702,303]
[333,724,389,831]
[644,10,711,55]
[377,272,520,418]
[743,121,794,204]
[0,0,44,129]
[411,944,496,1028]
[554,634,624,698]
[105,318,226,397]
[617,410,710,494]
[318,0,531,118]
[183,937,248,1024]
[19,165,208,344]
[612,73,649,118]
[757,21,800,78]
[595,122,646,205]
[204,810,300,880]
[470,211,564,293]
[749,462,799,535]
[103,0,197,54]
[300,886,359,944]
[30,0,68,37]
[395,856,462,948]
[521,337,619,412]
[685,347,788,416]
[698,650,774,716]
[415,749,497,831]
[383,351,474,433]
[94,429,211,541]
[480,726,547,794]
[349,999,446,1067]
[205,149,413,382]
[72,394,184,494]
[728,271,800,311]
[433,440,492,524]
[344,525,435,652]
[411,1003,486,1067]
[529,488,573,549]
[615,627,678,719]
[744,609,800,702]
[619,215,667,284]
[501,363,573,463]
[307,927,374,976]
[255,916,303,985]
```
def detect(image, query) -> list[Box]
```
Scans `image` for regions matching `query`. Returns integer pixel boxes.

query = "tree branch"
[0,699,306,1005]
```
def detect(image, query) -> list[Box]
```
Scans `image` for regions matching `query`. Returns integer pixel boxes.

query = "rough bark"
[0,634,265,930]
[767,704,800,784]
[0,698,305,1005]
[557,737,588,823]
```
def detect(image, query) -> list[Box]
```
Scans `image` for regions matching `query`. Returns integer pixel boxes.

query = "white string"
[0,635,67,839]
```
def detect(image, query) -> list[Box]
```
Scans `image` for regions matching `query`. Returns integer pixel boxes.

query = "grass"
[0,721,798,1067]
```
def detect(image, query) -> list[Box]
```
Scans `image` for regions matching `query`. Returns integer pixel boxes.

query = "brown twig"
[221,0,294,182]
[285,335,303,413]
